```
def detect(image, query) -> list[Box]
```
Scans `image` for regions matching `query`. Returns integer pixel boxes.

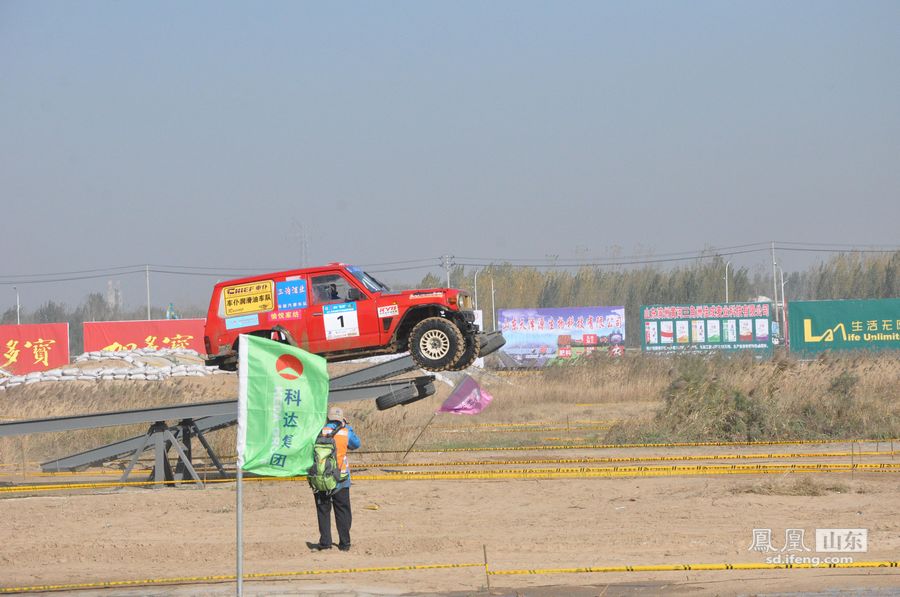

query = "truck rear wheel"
[409,317,465,371]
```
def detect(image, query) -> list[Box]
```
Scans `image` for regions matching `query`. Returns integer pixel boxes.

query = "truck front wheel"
[409,317,465,371]
[448,334,480,371]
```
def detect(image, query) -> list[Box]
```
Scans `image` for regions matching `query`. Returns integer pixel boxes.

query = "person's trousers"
[314,487,351,547]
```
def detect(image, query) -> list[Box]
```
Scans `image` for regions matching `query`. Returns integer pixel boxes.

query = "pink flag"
[437,375,493,415]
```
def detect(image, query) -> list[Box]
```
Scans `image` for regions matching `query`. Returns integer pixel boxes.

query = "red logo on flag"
[275,354,304,380]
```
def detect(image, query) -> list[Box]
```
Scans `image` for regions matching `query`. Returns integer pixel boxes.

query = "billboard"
[0,323,70,375]
[641,302,773,354]
[788,298,900,354]
[83,319,206,353]
[496,306,625,368]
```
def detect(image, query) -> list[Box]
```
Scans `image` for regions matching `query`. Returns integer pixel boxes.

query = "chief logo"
[275,354,304,380]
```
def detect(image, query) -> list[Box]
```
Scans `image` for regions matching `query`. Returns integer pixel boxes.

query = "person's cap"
[327,406,347,423]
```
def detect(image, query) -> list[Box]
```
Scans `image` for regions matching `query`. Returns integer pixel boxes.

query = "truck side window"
[311,274,361,305]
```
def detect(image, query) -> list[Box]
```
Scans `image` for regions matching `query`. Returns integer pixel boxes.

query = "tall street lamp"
[776,265,787,338]
[724,261,732,303]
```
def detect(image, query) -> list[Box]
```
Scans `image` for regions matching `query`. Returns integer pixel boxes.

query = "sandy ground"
[2,456,900,596]
[2,371,899,596]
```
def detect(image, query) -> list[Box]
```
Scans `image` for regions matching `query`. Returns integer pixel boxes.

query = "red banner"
[83,319,206,353]
[0,323,70,375]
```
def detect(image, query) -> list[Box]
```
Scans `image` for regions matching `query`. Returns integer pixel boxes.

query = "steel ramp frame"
[26,358,437,481]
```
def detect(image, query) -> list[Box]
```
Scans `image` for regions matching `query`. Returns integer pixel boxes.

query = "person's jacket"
[320,421,360,490]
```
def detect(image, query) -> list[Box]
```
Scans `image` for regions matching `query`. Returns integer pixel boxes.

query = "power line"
[0,264,147,279]
[0,269,148,286]
[455,247,772,269]
[776,241,900,249]
[456,242,772,264]
[2,243,898,286]
[357,258,440,267]
[778,247,900,254]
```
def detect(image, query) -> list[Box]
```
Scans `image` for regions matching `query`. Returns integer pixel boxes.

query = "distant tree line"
[418,252,900,345]
[3,252,897,354]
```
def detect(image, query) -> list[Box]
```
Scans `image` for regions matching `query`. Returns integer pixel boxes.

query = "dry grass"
[2,351,898,468]
[733,476,854,496]
[605,352,900,444]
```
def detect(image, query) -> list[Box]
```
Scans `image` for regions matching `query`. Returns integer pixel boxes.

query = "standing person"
[308,406,360,552]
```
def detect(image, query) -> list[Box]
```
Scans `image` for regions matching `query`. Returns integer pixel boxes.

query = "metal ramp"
[1,368,435,486]
[2,331,505,486]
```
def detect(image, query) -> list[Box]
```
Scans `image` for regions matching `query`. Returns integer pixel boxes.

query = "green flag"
[237,334,329,476]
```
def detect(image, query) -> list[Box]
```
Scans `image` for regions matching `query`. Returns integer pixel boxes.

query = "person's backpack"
[307,424,345,494]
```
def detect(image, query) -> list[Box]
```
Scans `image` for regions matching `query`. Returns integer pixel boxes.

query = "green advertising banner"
[788,298,900,354]
[237,335,329,476]
[641,302,773,354]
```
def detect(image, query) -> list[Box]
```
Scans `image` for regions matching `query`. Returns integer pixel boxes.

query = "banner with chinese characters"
[788,298,900,355]
[0,323,70,375]
[237,335,329,476]
[496,306,625,368]
[83,319,206,352]
[641,302,773,354]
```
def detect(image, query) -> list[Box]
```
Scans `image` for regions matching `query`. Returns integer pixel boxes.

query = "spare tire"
[375,386,431,411]
[409,317,465,371]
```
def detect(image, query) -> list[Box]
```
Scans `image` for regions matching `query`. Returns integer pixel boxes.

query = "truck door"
[307,271,379,354]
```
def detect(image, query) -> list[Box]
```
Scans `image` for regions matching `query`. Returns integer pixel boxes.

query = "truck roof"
[212,263,351,289]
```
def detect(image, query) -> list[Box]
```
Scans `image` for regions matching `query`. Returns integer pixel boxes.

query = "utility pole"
[771,242,779,330]
[14,286,20,325]
[473,268,479,311]
[291,218,309,267]
[490,276,496,332]
[440,254,454,287]
[146,264,151,321]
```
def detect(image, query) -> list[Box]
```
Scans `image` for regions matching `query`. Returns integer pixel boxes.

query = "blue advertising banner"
[496,306,625,368]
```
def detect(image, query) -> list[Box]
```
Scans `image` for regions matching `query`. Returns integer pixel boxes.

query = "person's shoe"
[306,541,332,551]
[338,543,351,552]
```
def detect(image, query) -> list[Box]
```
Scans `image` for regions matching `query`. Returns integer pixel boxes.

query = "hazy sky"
[2,1,898,312]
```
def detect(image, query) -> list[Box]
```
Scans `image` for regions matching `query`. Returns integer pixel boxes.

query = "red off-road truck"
[204,263,501,372]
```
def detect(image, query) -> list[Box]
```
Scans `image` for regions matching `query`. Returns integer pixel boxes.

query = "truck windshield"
[348,266,389,293]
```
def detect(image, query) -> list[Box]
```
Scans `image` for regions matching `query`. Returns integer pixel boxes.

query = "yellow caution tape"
[3,559,897,593]
[0,562,484,594]
[3,459,898,494]
[358,438,900,454]
[435,425,612,434]
[432,419,618,429]
[358,450,898,469]
[12,449,891,482]
[488,560,900,575]
[375,462,900,476]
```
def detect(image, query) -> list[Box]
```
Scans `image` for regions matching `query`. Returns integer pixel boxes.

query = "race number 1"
[323,303,360,340]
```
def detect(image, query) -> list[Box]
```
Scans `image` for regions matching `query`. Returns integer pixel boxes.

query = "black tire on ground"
[408,317,465,371]
[447,334,480,371]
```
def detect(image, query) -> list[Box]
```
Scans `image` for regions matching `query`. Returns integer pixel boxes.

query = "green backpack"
[307,425,345,494]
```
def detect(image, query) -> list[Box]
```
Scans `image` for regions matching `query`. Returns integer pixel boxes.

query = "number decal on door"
[322,303,359,340]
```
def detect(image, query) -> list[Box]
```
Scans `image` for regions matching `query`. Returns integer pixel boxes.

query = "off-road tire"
[409,317,465,371]
[447,334,480,371]
[375,386,432,410]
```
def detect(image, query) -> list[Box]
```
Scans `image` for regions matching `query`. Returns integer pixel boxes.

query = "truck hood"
[380,288,454,298]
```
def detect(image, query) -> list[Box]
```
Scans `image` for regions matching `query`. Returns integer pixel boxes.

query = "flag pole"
[236,463,243,596]
[402,413,437,461]
[236,334,248,597]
